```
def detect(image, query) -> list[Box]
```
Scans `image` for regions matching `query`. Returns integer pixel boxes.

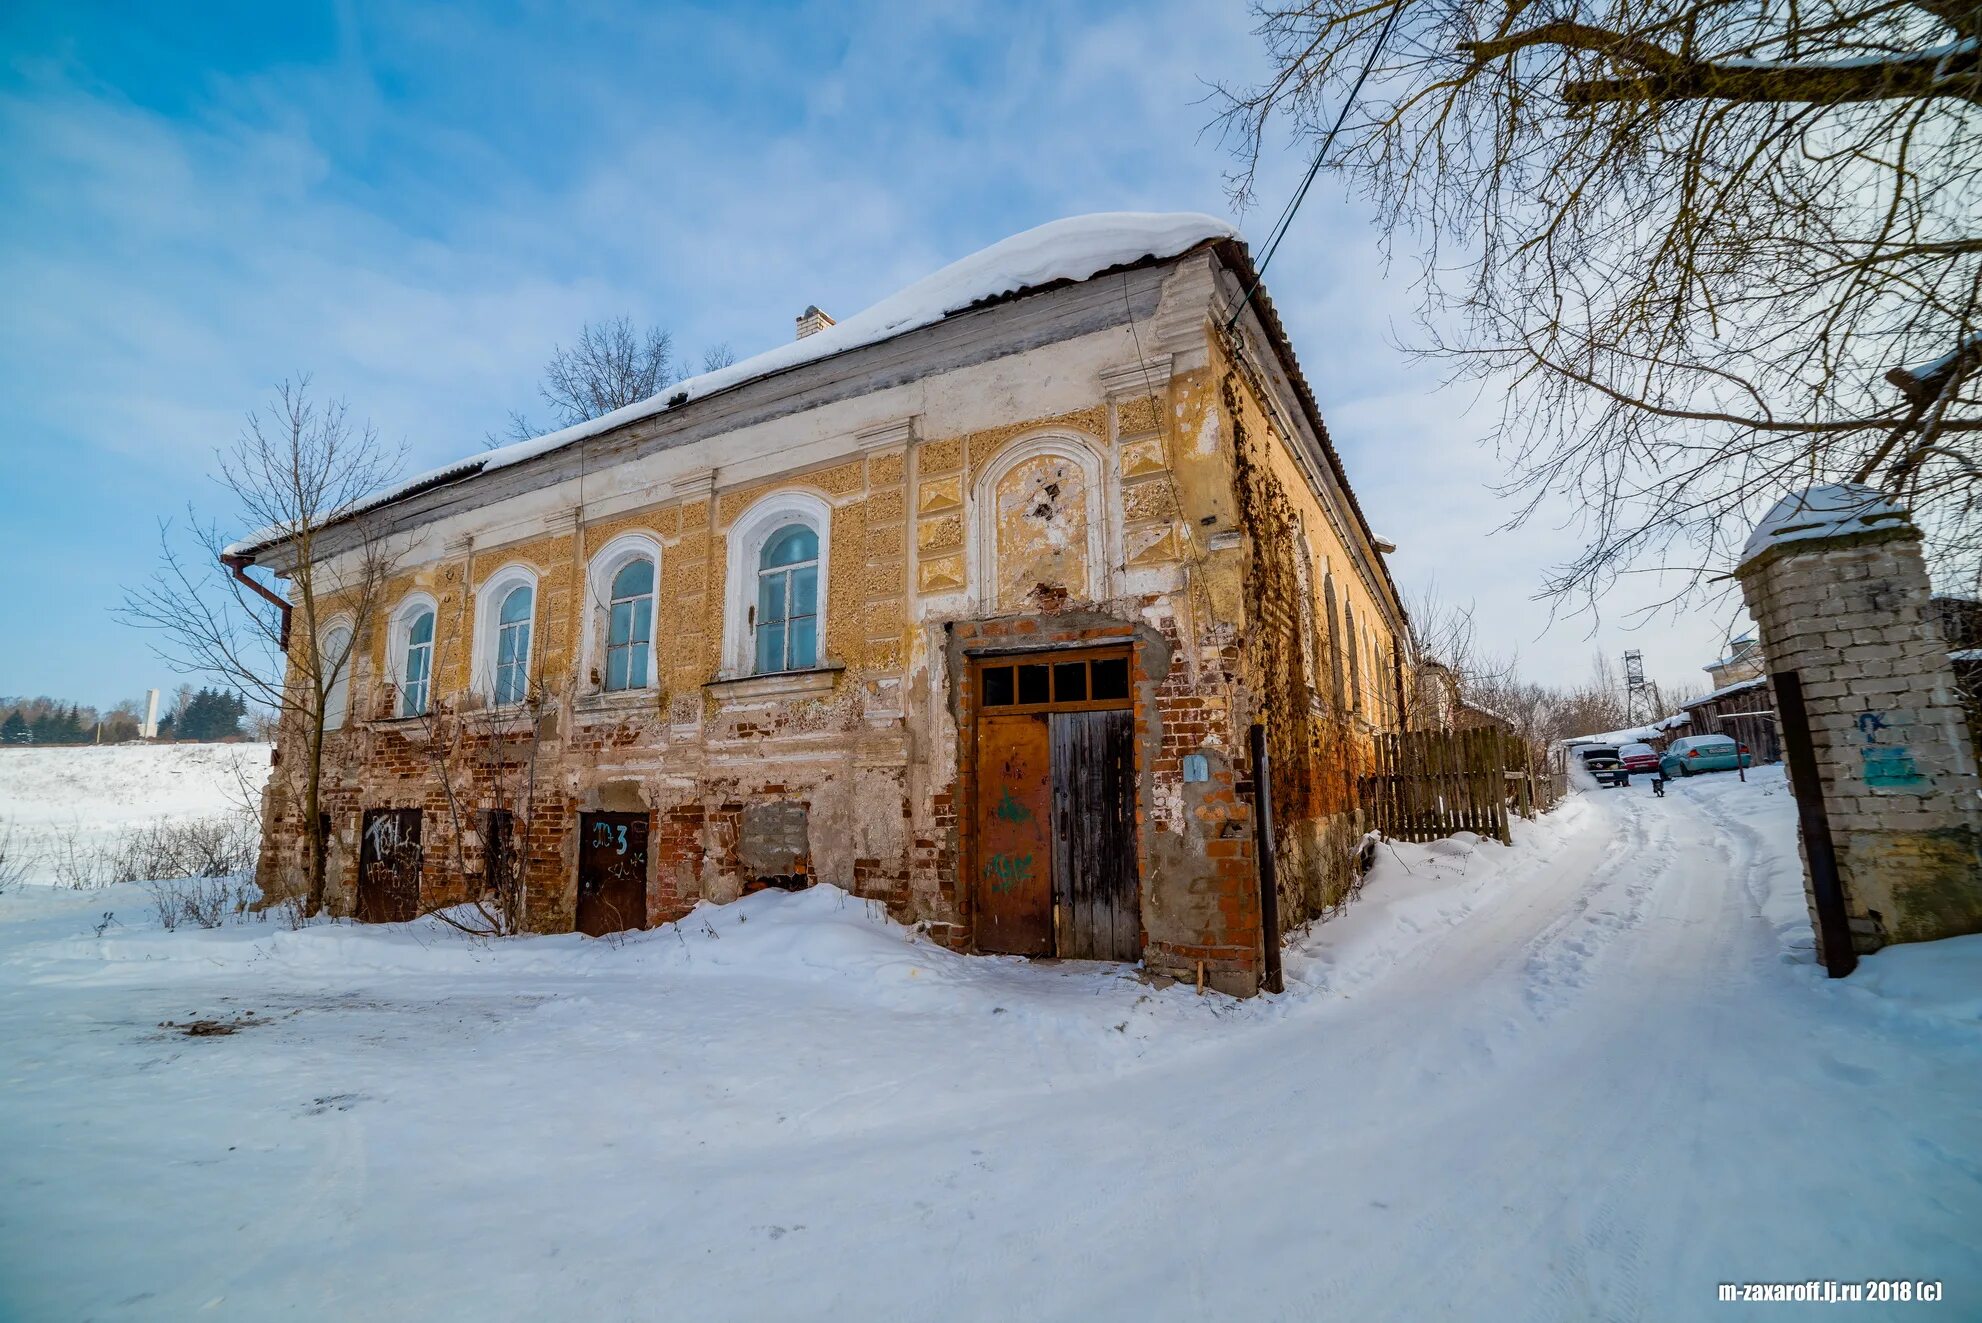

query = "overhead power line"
[1226,0,1408,331]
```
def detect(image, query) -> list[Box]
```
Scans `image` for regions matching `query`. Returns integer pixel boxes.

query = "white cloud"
[0,0,1751,701]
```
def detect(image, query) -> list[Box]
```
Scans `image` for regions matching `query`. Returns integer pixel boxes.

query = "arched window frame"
[967,430,1116,613]
[317,614,356,732]
[386,592,440,718]
[1292,521,1319,692]
[1323,573,1346,713]
[469,564,540,708]
[581,532,662,694]
[1345,601,1362,715]
[722,491,832,677]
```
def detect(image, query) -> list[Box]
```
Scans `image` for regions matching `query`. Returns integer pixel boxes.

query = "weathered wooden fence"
[1360,727,1561,845]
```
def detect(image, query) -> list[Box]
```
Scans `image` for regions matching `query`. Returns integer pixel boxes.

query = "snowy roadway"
[1,766,1977,1321]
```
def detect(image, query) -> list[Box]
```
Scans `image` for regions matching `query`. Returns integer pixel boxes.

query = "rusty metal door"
[357,808,422,923]
[974,714,1055,955]
[576,811,649,936]
[1051,709,1140,959]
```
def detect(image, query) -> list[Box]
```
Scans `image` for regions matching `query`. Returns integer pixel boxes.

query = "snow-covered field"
[0,743,270,882]
[0,755,1977,1320]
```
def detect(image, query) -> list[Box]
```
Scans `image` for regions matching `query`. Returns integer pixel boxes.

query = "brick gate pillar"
[1735,485,1982,963]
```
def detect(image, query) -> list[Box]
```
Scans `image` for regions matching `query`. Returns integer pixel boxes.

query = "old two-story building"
[235,213,1411,995]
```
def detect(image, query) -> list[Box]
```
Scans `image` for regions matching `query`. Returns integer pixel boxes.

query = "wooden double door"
[971,649,1140,960]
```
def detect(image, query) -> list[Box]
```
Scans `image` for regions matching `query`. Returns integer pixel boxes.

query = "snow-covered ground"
[0,743,270,881]
[0,760,1976,1320]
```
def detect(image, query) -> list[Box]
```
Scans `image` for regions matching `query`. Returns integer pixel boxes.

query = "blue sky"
[0,0,1736,709]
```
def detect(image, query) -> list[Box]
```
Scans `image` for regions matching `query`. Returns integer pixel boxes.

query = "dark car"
[1575,744,1626,788]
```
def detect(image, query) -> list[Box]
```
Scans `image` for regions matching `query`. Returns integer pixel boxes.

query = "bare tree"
[120,378,400,915]
[1402,579,1529,727]
[490,320,747,446]
[541,316,679,423]
[413,682,551,937]
[491,316,679,446]
[1219,0,1982,610]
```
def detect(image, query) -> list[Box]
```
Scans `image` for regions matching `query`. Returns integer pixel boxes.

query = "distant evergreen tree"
[176,688,246,741]
[1,710,29,744]
[155,712,176,741]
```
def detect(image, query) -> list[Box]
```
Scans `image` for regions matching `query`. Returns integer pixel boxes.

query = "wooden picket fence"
[1360,726,1562,845]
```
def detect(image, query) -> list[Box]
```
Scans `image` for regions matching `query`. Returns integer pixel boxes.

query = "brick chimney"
[795,305,835,340]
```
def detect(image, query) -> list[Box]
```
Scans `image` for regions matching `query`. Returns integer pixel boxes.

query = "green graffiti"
[1862,745,1927,788]
[993,788,1032,824]
[984,851,1033,894]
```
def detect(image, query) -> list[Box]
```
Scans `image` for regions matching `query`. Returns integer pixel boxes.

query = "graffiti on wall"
[1856,711,1927,789]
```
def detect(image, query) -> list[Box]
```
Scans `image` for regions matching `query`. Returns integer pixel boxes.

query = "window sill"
[574,688,661,721]
[367,714,435,742]
[704,664,844,702]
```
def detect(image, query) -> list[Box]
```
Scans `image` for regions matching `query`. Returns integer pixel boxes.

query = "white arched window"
[387,595,439,718]
[606,560,654,690]
[583,533,661,694]
[723,492,831,677]
[318,620,354,731]
[494,585,534,705]
[470,565,539,708]
[755,525,819,673]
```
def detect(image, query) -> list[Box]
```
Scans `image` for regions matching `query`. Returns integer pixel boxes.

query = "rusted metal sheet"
[357,808,422,923]
[576,811,650,936]
[1050,709,1140,960]
[974,713,1054,955]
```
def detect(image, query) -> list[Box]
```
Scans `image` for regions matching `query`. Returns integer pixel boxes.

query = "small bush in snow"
[48,822,107,890]
[0,819,32,894]
[145,876,256,931]
[106,813,258,885]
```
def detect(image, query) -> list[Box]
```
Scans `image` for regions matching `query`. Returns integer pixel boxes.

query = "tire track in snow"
[1518,786,1672,1021]
[1316,782,1753,1319]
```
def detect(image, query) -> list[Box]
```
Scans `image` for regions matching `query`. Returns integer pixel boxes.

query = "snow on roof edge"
[229,212,1237,559]
[1689,675,1770,706]
[1737,483,1909,569]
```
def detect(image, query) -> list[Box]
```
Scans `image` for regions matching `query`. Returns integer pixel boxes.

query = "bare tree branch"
[1216,0,1982,611]
[118,379,402,915]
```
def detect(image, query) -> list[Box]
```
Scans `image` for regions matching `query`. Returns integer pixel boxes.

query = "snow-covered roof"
[1577,722,1667,745]
[1951,648,1982,663]
[1737,484,1909,569]
[229,212,1237,557]
[1705,635,1759,669]
[1896,331,1981,387]
[1688,675,1769,707]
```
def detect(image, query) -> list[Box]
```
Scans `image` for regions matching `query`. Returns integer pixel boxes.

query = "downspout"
[221,553,292,650]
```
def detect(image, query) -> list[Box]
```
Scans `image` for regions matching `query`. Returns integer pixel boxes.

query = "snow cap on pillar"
[1735,483,1911,576]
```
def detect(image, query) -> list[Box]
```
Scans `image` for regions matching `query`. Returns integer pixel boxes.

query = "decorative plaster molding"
[673,468,716,502]
[856,417,918,453]
[1099,356,1173,400]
